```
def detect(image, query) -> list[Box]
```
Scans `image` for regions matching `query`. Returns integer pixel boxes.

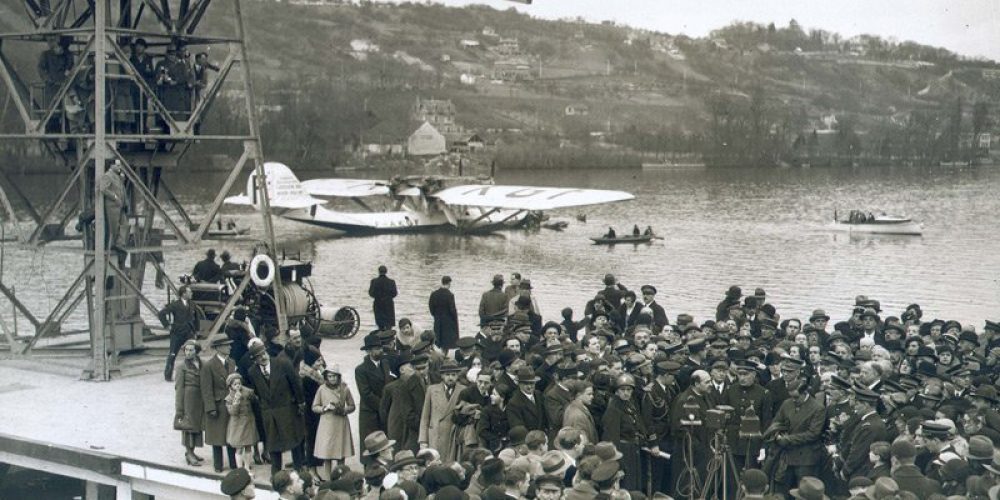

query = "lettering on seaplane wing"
[301,179,390,198]
[432,185,634,211]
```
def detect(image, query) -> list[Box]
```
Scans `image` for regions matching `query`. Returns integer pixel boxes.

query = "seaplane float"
[224,162,635,235]
[829,210,923,236]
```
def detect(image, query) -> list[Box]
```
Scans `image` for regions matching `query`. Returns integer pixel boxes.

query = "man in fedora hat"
[356,333,390,445]
[479,274,509,325]
[789,476,828,500]
[362,430,396,468]
[506,366,548,433]
[419,359,465,460]
[246,342,306,475]
[202,333,237,472]
[381,353,417,452]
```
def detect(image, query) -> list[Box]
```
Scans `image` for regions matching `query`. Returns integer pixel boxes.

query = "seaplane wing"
[432,185,634,211]
[301,179,390,198]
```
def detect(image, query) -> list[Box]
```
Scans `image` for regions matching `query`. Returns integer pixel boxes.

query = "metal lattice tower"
[0,0,283,380]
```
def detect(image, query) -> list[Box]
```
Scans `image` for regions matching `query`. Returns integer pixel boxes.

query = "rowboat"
[829,212,922,236]
[590,234,654,245]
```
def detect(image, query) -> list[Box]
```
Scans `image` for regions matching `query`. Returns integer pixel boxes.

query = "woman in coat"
[562,380,598,445]
[174,340,205,466]
[312,364,355,480]
[224,373,259,470]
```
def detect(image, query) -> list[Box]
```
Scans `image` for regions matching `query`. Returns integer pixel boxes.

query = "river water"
[1,164,998,341]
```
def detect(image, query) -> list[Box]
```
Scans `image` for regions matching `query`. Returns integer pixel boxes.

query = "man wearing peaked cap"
[839,385,888,480]
[722,357,767,469]
[637,284,668,334]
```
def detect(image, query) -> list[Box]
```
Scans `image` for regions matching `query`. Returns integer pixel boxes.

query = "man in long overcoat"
[418,360,464,460]
[201,334,237,472]
[368,265,398,330]
[355,334,389,444]
[246,343,305,475]
[428,275,459,350]
[505,366,548,432]
[381,354,415,451]
[763,375,827,496]
[158,285,202,381]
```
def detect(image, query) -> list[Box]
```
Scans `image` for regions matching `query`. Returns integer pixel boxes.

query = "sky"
[428,0,1000,61]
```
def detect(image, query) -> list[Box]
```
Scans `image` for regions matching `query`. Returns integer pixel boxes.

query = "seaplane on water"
[224,162,635,235]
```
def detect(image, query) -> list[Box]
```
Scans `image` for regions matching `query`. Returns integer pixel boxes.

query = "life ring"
[249,254,275,288]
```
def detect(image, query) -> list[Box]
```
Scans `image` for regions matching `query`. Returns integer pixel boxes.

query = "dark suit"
[618,303,643,332]
[892,464,942,499]
[841,411,887,480]
[765,394,827,492]
[506,389,547,432]
[429,287,459,349]
[200,355,236,470]
[399,375,428,452]
[368,274,398,330]
[642,300,668,334]
[355,356,389,443]
[603,396,652,491]
[722,382,768,468]
[158,298,203,380]
[543,383,573,437]
[246,356,305,474]
[192,257,222,283]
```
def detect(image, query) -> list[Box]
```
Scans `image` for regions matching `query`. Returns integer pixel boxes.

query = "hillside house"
[408,121,447,156]
[363,120,409,156]
[459,39,481,48]
[495,38,520,56]
[565,104,590,116]
[412,97,465,140]
[482,26,498,38]
[493,58,533,81]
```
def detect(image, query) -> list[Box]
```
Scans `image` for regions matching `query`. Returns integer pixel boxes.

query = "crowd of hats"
[219,278,1000,499]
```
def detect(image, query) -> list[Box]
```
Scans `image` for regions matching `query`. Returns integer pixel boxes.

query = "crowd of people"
[37,34,218,134]
[160,264,1000,500]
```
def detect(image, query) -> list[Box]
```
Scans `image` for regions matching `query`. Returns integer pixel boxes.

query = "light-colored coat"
[419,382,463,459]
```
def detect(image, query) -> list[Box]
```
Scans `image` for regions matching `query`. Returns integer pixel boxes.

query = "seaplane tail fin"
[225,161,326,210]
[432,184,634,211]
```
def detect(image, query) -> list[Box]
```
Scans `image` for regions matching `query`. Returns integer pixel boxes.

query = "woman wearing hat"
[174,339,205,466]
[312,364,356,480]
[224,373,259,470]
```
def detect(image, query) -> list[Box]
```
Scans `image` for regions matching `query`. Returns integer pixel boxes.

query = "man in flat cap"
[838,386,887,482]
[479,274,509,325]
[638,285,668,334]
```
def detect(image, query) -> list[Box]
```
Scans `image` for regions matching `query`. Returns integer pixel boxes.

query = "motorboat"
[829,210,922,236]
[590,234,655,245]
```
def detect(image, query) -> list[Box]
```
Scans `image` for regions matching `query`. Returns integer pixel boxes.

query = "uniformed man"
[722,360,767,470]
[644,360,680,493]
[670,369,714,495]
[602,373,655,492]
[838,386,887,483]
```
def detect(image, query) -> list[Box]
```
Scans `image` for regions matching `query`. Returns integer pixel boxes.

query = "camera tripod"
[699,428,742,500]
[675,426,702,499]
